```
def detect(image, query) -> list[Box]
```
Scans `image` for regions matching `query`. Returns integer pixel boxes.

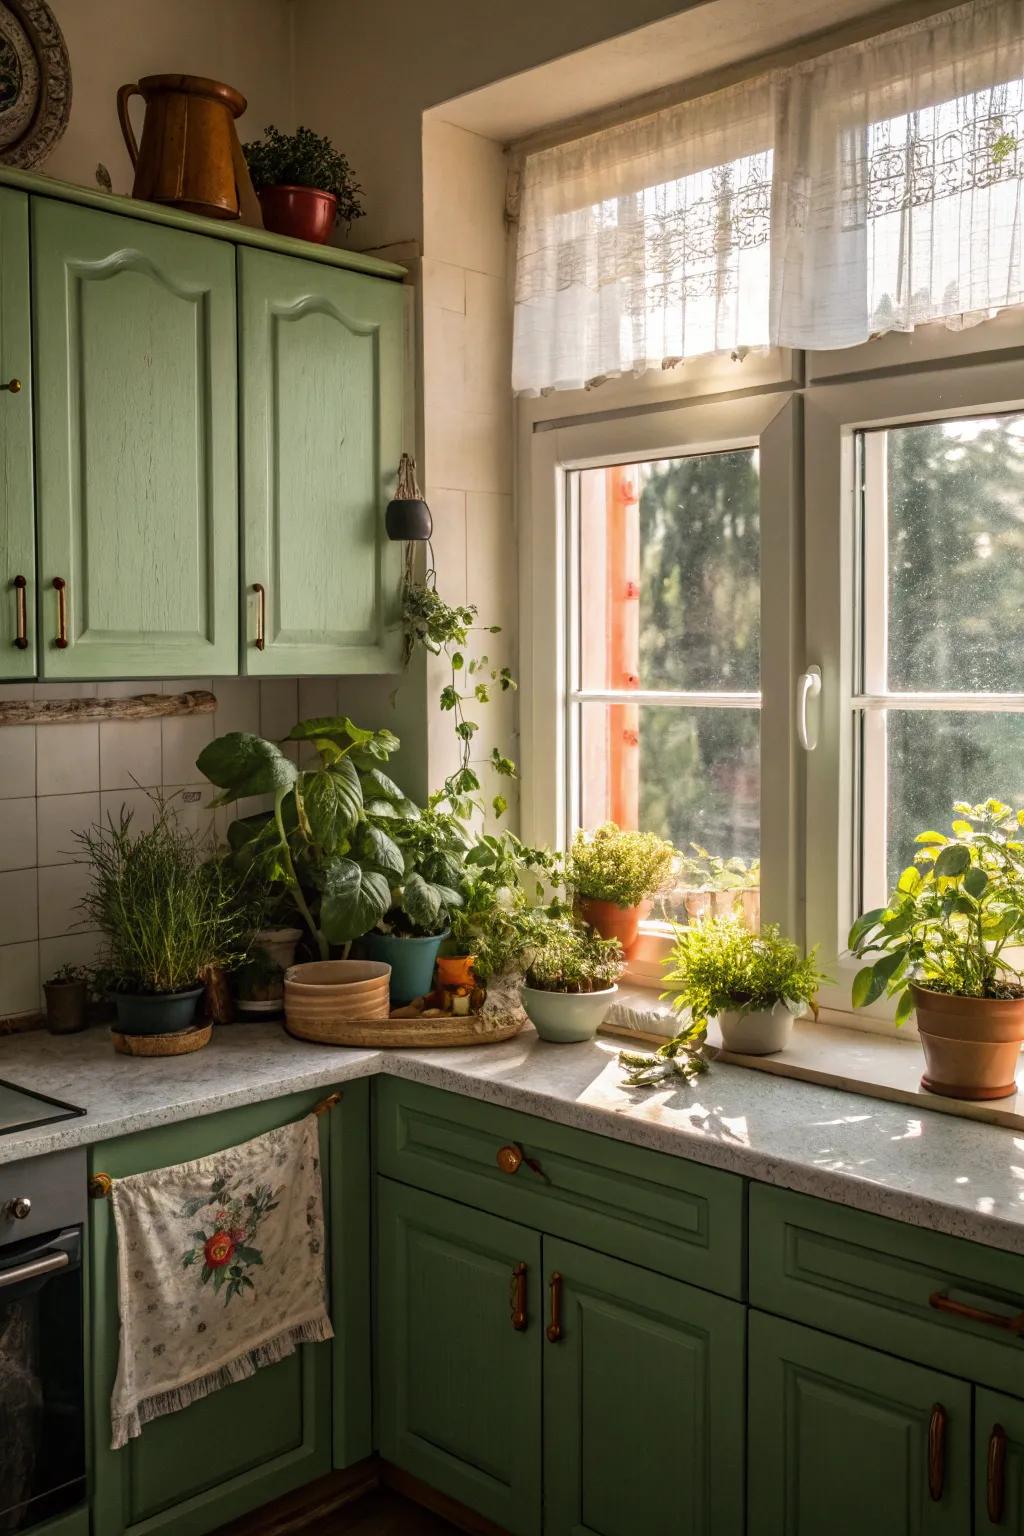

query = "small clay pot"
[913,984,1024,1101]
[436,954,476,990]
[43,978,88,1035]
[578,897,642,955]
[257,184,337,243]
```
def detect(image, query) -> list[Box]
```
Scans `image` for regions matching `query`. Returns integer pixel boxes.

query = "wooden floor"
[326,1489,462,1534]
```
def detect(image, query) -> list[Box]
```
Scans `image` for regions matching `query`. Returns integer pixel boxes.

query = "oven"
[0,1149,86,1534]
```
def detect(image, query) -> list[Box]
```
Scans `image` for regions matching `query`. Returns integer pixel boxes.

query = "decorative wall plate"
[0,0,70,168]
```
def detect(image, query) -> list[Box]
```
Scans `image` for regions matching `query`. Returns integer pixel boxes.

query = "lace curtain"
[512,0,1024,394]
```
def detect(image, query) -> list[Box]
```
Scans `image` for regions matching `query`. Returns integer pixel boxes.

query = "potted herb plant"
[43,963,89,1035]
[445,829,563,986]
[849,799,1024,1100]
[660,915,826,1055]
[520,920,624,1043]
[77,804,252,1037]
[242,124,364,243]
[568,823,675,954]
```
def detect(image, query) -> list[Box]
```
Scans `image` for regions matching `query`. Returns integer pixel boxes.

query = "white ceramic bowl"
[521,984,617,1044]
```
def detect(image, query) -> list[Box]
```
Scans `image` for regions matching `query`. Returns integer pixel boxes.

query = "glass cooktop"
[0,1077,86,1136]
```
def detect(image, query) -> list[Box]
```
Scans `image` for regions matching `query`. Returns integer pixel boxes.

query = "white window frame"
[519,390,802,983]
[804,356,1024,1026]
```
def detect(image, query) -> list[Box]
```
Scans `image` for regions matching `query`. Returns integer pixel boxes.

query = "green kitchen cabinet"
[238,247,405,675]
[32,197,239,679]
[747,1310,971,1535]
[375,1176,543,1536]
[977,1389,1024,1533]
[0,187,33,679]
[542,1237,745,1536]
[89,1089,338,1536]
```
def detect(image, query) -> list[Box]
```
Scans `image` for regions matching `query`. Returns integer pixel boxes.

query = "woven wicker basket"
[111,1022,213,1056]
[284,1010,524,1048]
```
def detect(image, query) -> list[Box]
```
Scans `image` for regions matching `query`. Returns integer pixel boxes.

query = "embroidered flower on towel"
[179,1174,281,1304]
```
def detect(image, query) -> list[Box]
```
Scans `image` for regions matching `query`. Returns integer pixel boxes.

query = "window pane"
[883,711,1024,895]
[579,703,759,918]
[578,450,760,692]
[882,414,1024,692]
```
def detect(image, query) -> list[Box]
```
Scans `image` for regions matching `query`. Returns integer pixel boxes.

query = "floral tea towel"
[109,1115,332,1448]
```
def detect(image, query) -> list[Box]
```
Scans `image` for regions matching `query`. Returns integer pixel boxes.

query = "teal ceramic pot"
[521,984,618,1044]
[113,986,203,1036]
[364,931,448,1006]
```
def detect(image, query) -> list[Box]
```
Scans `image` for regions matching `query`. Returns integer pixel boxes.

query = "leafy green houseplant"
[77,801,253,1036]
[363,803,470,1004]
[849,799,1024,1099]
[569,823,675,954]
[242,125,364,242]
[520,919,624,1043]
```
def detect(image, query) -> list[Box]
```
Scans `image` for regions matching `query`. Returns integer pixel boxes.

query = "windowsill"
[602,984,1024,1133]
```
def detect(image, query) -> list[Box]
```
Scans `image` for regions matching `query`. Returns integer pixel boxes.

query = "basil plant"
[849,799,1024,1024]
[197,716,464,961]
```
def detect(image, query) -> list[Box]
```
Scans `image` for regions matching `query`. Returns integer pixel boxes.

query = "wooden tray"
[284,1011,524,1048]
[111,1022,213,1056]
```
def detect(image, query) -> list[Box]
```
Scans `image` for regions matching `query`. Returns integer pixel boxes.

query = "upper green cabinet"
[239,248,405,675]
[33,198,239,678]
[0,187,34,680]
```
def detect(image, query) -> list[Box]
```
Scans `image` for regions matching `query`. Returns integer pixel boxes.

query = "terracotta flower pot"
[437,954,476,990]
[257,184,336,243]
[578,898,645,955]
[912,984,1024,1101]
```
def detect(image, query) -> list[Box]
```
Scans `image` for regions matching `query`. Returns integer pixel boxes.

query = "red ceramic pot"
[257,185,337,244]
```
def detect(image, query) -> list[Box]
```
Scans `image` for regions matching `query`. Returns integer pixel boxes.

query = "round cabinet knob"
[497,1144,523,1176]
[7,1196,31,1220]
[3,378,21,393]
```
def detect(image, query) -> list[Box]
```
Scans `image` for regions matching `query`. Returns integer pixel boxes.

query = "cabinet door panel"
[89,1090,334,1536]
[0,187,33,678]
[239,248,404,675]
[543,1238,744,1536]
[748,1311,970,1535]
[33,198,238,678]
[977,1389,1024,1534]
[376,1177,542,1535]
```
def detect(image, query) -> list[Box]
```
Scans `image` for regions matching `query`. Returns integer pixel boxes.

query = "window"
[855,411,1024,912]
[566,450,760,922]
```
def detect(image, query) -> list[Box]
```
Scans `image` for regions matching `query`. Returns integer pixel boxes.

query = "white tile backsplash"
[0,940,40,1016]
[0,797,37,872]
[38,931,103,996]
[100,718,162,790]
[0,868,37,944]
[38,862,91,939]
[161,712,214,785]
[259,679,298,742]
[0,725,35,798]
[37,722,100,796]
[36,792,100,867]
[210,678,260,736]
[99,785,161,831]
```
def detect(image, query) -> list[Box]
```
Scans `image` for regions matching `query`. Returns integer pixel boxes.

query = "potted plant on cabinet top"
[849,798,1024,1101]
[568,822,675,954]
[43,963,89,1036]
[660,915,826,1056]
[77,803,252,1038]
[520,920,624,1044]
[241,124,364,244]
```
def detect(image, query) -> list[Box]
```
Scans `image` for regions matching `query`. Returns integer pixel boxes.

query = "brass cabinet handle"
[988,1423,1008,1524]
[12,574,27,648]
[53,577,68,648]
[510,1262,527,1331]
[2,378,21,393]
[497,1144,523,1176]
[928,1403,947,1502]
[547,1271,563,1343]
[929,1290,1024,1334]
[253,582,266,651]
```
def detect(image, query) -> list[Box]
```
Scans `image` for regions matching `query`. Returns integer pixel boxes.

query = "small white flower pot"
[521,984,618,1044]
[717,1005,793,1055]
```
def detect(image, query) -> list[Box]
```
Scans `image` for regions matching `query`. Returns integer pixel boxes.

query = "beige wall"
[44,0,294,195]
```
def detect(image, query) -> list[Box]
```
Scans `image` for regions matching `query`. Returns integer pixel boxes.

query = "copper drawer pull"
[2,378,21,393]
[510,1262,527,1331]
[988,1423,1008,1524]
[928,1403,947,1502]
[547,1271,563,1343]
[13,574,27,648]
[53,577,68,648]
[929,1290,1024,1334]
[497,1144,522,1175]
[253,582,266,650]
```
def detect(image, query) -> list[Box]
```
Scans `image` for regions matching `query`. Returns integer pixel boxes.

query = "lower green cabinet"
[543,1237,745,1536]
[977,1389,1024,1533]
[748,1310,971,1534]
[376,1177,543,1535]
[89,1090,338,1536]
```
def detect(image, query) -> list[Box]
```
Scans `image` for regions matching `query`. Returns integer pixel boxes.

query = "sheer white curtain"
[512,0,1024,394]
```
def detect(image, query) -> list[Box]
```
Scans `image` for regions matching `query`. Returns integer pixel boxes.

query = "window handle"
[796,666,822,752]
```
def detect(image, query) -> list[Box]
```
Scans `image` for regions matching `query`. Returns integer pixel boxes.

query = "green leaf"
[319,859,391,943]
[848,907,886,951]
[402,871,443,930]
[963,866,989,898]
[934,843,971,879]
[851,954,903,1008]
[896,865,922,895]
[197,732,298,805]
[232,1244,263,1266]
[492,794,508,818]
[302,760,362,848]
[894,986,916,1026]
[358,824,405,882]
[359,767,405,804]
[914,831,948,846]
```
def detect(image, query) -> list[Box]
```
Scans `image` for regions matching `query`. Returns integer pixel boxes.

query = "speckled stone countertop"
[3,1023,1024,1256]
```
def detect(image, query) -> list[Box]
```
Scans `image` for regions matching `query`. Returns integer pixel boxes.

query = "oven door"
[0,1227,85,1533]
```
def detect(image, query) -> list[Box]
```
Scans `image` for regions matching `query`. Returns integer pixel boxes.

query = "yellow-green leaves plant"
[849,799,1024,1024]
[568,823,675,908]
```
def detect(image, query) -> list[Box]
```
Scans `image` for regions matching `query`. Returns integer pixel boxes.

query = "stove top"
[0,1077,86,1136]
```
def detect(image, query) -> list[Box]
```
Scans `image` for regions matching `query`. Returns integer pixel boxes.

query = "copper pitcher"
[117,74,248,220]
